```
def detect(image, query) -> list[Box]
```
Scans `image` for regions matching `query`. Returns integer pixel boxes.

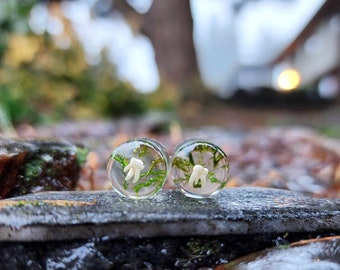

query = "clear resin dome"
[107,138,169,199]
[171,139,229,198]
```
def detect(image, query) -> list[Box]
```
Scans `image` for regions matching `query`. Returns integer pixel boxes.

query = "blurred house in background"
[207,0,340,100]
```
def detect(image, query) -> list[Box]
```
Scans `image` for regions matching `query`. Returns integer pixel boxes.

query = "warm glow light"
[277,69,301,91]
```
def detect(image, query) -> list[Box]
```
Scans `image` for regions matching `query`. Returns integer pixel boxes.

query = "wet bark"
[0,137,87,199]
[0,188,339,268]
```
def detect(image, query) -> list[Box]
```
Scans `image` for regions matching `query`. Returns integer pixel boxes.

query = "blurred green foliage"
[0,0,162,126]
[0,0,34,58]
[319,126,340,139]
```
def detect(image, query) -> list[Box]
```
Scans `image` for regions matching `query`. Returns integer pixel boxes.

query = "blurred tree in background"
[115,0,205,104]
[0,0,212,127]
[0,0,161,125]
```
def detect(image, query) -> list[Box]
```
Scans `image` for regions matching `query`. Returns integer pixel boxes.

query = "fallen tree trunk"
[0,137,88,199]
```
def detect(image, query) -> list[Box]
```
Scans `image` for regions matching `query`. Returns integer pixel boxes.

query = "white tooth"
[123,163,131,172]
[123,157,144,183]
[189,165,209,189]
[133,169,141,183]
[200,168,209,189]
[125,168,134,181]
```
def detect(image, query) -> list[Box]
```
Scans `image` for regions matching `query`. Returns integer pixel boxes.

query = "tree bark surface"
[142,0,198,85]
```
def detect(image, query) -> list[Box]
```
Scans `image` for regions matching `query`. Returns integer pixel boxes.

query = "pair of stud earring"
[107,138,230,199]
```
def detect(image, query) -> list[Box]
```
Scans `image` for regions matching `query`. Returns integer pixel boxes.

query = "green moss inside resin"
[172,144,229,189]
[112,147,167,195]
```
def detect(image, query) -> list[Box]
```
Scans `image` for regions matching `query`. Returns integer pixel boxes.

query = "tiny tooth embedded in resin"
[171,139,229,199]
[107,138,169,199]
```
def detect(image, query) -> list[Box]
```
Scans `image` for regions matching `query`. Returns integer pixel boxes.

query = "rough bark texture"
[1,188,339,241]
[0,188,339,268]
[0,137,87,199]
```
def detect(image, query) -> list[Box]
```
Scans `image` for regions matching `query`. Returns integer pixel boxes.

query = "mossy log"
[0,137,88,199]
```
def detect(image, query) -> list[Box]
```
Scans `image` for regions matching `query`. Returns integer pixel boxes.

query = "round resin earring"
[107,138,170,199]
[171,139,229,199]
